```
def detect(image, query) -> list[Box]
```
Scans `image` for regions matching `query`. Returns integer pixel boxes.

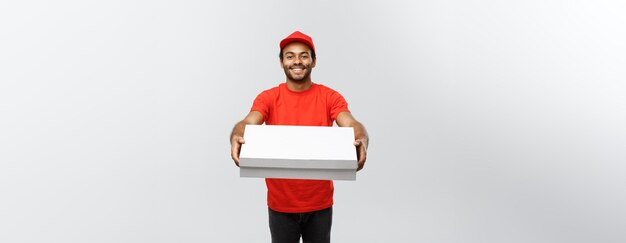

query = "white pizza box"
[239,125,357,180]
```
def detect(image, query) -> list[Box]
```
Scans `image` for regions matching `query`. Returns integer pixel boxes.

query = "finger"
[231,144,241,166]
[231,142,239,154]
[357,158,365,171]
[354,139,361,146]
[232,136,245,144]
[232,154,240,167]
[358,146,367,163]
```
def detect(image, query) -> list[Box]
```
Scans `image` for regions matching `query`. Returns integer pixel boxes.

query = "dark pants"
[268,207,332,243]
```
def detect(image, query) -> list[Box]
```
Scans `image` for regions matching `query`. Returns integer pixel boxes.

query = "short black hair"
[279,47,316,61]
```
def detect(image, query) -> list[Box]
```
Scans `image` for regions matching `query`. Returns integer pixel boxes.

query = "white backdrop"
[1,0,625,242]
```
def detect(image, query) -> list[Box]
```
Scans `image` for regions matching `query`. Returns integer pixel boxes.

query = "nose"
[293,56,302,64]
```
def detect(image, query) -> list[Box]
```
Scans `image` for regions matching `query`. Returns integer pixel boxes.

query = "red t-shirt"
[250,82,350,213]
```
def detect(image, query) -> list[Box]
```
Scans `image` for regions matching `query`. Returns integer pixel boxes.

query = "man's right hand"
[230,135,245,167]
[229,111,264,167]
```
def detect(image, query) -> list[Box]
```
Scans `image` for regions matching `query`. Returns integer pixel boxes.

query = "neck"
[286,79,313,92]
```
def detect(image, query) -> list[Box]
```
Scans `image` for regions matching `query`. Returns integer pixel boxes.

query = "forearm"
[351,121,369,147]
[230,120,247,142]
[336,112,368,143]
[230,111,264,143]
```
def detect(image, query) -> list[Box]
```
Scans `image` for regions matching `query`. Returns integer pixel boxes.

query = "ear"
[311,58,316,68]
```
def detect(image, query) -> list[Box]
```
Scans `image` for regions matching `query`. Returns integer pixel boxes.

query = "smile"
[290,68,305,73]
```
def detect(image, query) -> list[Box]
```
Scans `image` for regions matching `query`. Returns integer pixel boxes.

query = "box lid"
[239,125,357,170]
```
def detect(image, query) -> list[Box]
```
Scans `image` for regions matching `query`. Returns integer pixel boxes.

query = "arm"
[230,111,264,166]
[336,111,369,171]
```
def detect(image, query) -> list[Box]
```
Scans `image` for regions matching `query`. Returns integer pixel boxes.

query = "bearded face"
[281,42,316,82]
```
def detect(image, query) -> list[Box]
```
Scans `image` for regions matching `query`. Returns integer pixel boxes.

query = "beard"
[283,65,312,82]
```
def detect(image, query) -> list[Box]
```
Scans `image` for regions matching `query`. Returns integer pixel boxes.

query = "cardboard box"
[239,125,357,180]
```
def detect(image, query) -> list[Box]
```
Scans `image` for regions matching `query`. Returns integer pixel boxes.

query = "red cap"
[279,31,315,52]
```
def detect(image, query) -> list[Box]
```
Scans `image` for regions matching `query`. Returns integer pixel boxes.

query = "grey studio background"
[1,0,625,242]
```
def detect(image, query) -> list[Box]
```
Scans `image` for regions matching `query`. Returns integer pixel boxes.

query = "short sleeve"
[250,91,270,120]
[329,91,350,121]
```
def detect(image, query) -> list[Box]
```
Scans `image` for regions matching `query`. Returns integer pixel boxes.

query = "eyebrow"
[284,51,310,55]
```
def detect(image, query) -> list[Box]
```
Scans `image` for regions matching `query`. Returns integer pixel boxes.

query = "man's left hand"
[354,138,367,171]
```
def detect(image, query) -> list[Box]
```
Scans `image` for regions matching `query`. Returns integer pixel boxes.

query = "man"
[230,31,369,243]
